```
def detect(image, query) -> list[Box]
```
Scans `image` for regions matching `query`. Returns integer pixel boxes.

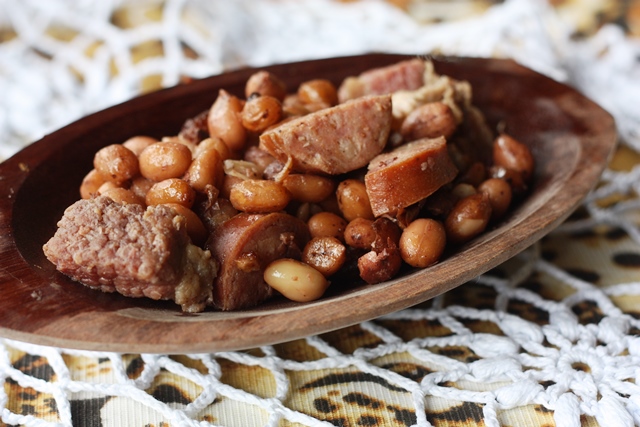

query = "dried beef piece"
[43,196,218,312]
[179,109,209,144]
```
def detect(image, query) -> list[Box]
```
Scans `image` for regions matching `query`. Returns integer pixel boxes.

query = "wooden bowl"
[0,54,617,353]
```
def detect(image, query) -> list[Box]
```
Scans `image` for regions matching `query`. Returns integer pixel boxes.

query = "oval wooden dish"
[0,54,617,354]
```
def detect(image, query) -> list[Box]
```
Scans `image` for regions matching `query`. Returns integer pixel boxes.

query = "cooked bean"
[229,179,291,213]
[139,141,192,182]
[445,193,492,244]
[307,211,347,240]
[319,195,342,217]
[245,70,287,101]
[145,178,196,208]
[294,202,320,222]
[303,101,332,113]
[184,148,223,193]
[283,174,336,203]
[164,203,207,245]
[344,217,376,250]
[399,218,446,268]
[162,136,197,156]
[302,237,346,277]
[129,176,154,200]
[207,89,247,152]
[93,144,139,184]
[282,94,310,116]
[489,165,528,198]
[263,258,329,302]
[493,133,534,182]
[101,187,145,206]
[451,183,477,200]
[478,177,512,221]
[122,135,157,156]
[195,136,232,161]
[80,169,105,199]
[457,161,486,187]
[241,95,283,133]
[336,179,374,222]
[298,79,338,107]
[220,175,242,199]
[97,181,119,194]
[400,102,458,141]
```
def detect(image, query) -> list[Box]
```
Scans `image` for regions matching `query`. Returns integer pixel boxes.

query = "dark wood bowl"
[0,54,617,353]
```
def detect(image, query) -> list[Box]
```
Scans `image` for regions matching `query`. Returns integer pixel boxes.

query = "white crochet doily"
[1,1,640,426]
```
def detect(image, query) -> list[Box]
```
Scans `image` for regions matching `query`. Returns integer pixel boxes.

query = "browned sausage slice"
[338,58,426,102]
[259,95,392,175]
[207,212,310,311]
[365,136,458,217]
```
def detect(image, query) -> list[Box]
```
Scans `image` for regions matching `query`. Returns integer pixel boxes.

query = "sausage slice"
[259,95,392,175]
[337,58,426,102]
[207,212,310,311]
[365,136,458,217]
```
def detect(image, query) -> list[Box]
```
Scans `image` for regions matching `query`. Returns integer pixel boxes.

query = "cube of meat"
[43,196,218,313]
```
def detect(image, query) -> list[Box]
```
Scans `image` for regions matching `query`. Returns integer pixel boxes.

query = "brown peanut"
[478,178,512,221]
[493,134,534,183]
[93,144,139,185]
[208,89,247,152]
[145,178,196,208]
[229,179,291,213]
[139,141,192,182]
[307,212,347,240]
[283,174,336,203]
[80,169,105,199]
[400,218,446,268]
[184,148,223,193]
[336,179,374,222]
[302,237,347,277]
[245,70,287,101]
[445,193,492,244]
[241,95,283,133]
[400,102,458,141]
[344,218,376,250]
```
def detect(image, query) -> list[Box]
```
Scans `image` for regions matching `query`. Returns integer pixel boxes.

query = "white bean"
[263,259,329,302]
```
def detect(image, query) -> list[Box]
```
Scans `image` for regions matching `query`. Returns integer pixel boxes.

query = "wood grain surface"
[0,54,617,353]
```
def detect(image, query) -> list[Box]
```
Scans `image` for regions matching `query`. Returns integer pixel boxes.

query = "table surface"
[1,1,639,426]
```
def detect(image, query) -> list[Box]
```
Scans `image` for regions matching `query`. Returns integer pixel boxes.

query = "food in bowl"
[43,58,533,312]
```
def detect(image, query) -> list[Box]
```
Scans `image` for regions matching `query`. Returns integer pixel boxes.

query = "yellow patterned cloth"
[1,1,640,426]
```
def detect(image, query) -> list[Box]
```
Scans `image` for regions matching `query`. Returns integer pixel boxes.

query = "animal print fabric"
[1,0,640,426]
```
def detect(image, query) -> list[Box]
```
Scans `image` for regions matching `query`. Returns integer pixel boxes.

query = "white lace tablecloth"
[1,1,640,426]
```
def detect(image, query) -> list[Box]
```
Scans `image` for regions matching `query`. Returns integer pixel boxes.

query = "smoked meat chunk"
[365,136,458,217]
[259,95,392,175]
[207,212,311,311]
[43,196,218,313]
